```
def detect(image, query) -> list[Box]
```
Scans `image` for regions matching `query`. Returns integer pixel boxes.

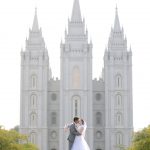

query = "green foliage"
[128,125,150,150]
[0,128,38,150]
[11,125,19,132]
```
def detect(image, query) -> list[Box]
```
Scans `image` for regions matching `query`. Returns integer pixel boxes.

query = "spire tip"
[114,4,121,31]
[71,0,82,22]
[115,4,118,12]
[35,7,37,14]
[32,8,39,31]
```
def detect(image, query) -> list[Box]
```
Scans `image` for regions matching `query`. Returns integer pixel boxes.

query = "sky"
[0,0,150,131]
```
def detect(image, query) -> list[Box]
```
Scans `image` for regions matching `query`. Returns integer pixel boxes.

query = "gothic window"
[51,112,57,125]
[50,131,57,139]
[96,131,102,139]
[116,113,123,126]
[51,93,57,101]
[96,93,101,101]
[116,94,122,107]
[116,132,123,145]
[72,96,80,117]
[72,66,80,89]
[96,112,102,125]
[75,100,78,116]
[30,113,37,127]
[115,74,122,88]
[30,94,37,108]
[31,75,37,89]
[30,132,36,144]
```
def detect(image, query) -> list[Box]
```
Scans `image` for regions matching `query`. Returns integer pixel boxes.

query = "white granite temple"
[20,0,133,150]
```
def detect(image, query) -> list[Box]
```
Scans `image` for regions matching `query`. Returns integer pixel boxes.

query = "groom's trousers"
[69,141,73,150]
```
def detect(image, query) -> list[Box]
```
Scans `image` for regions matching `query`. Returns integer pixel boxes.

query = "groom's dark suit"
[67,123,81,150]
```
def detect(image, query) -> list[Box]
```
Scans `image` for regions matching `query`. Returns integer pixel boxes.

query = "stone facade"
[20,0,133,150]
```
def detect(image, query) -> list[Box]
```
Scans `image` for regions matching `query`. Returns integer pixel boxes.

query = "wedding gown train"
[71,125,90,150]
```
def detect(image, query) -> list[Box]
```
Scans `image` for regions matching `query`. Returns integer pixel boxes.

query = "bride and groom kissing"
[65,117,90,150]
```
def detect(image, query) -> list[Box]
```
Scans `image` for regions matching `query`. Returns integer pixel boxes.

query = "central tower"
[59,0,93,149]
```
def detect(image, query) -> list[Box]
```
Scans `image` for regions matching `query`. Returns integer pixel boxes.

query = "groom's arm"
[70,125,81,136]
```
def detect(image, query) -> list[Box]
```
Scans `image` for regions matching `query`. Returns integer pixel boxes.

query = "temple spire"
[71,0,82,22]
[32,8,39,31]
[114,5,121,32]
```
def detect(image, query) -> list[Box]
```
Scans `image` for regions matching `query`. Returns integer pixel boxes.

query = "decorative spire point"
[130,45,132,51]
[115,4,118,13]
[35,7,37,15]
[71,0,82,22]
[61,37,63,44]
[32,8,39,31]
[114,5,121,32]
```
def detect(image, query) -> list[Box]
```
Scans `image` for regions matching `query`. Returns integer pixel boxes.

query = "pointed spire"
[114,5,121,32]
[71,0,82,22]
[130,45,132,51]
[32,8,39,31]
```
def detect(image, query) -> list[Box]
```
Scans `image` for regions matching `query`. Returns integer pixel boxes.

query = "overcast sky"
[0,0,150,131]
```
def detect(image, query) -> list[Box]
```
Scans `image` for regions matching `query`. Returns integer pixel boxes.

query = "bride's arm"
[76,126,84,134]
[64,123,71,132]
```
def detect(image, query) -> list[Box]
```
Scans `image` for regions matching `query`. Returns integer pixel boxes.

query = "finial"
[86,25,88,34]
[71,0,82,22]
[125,35,127,40]
[114,4,121,32]
[35,7,37,15]
[90,37,92,44]
[115,4,119,18]
[83,17,85,23]
[65,27,67,35]
[32,7,39,31]
[61,38,63,44]
[130,45,132,51]
[115,4,118,13]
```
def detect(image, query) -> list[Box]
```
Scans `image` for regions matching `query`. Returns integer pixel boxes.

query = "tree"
[128,125,150,150]
[0,128,38,150]
[11,125,19,132]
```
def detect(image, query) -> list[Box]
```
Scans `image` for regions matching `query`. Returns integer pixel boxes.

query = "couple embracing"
[65,117,90,150]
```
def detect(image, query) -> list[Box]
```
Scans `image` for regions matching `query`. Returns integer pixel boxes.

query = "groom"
[67,117,81,150]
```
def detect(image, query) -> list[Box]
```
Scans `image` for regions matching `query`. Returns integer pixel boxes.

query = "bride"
[65,119,90,150]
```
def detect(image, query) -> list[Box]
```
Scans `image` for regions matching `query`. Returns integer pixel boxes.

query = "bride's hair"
[81,119,84,125]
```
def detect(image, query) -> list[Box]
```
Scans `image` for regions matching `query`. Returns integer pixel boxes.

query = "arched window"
[72,66,80,89]
[30,94,37,108]
[31,75,37,89]
[75,100,78,116]
[96,93,101,101]
[96,131,102,139]
[51,112,57,125]
[51,93,57,101]
[116,113,123,126]
[96,112,102,125]
[72,96,81,117]
[50,131,57,139]
[115,74,122,88]
[116,132,123,145]
[30,132,36,144]
[30,113,37,127]
[116,94,122,108]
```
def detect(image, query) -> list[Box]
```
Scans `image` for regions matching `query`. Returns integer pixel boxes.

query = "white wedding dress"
[71,124,90,150]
